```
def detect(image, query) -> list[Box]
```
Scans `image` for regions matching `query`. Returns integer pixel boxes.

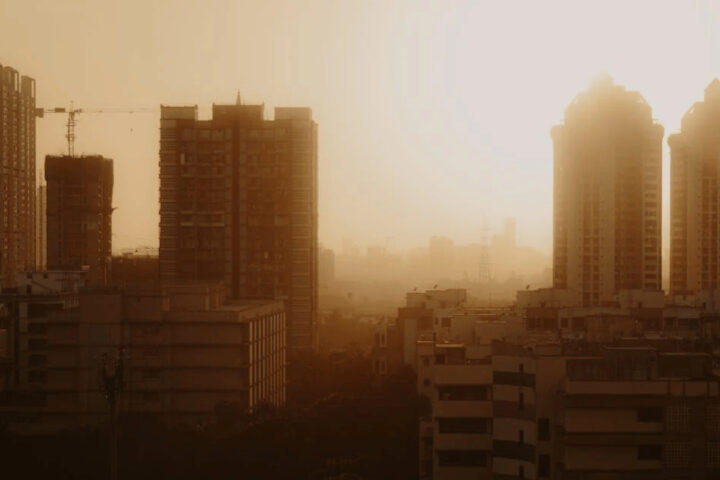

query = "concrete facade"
[45,155,113,286]
[669,79,720,298]
[159,101,317,350]
[419,339,720,480]
[0,65,36,289]
[0,282,285,431]
[552,78,664,306]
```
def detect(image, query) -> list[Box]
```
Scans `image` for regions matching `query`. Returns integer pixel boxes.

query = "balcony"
[564,379,719,397]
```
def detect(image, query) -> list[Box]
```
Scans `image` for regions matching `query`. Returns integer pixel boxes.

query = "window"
[519,391,525,410]
[666,404,690,432]
[438,386,489,401]
[707,442,720,468]
[707,404,720,433]
[538,454,550,477]
[143,368,161,380]
[664,442,689,468]
[28,370,48,384]
[143,392,160,403]
[637,407,663,422]
[637,445,662,460]
[437,418,492,434]
[28,339,47,350]
[538,418,550,441]
[28,354,47,367]
[437,450,487,467]
[423,378,431,387]
[518,429,524,444]
[28,323,47,334]
[441,317,451,328]
[519,465,525,480]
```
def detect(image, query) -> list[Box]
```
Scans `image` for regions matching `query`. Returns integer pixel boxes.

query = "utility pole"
[99,348,125,480]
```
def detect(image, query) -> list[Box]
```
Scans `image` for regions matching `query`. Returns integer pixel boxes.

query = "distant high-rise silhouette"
[45,155,114,285]
[0,65,36,288]
[159,100,318,350]
[669,79,720,297]
[552,77,664,306]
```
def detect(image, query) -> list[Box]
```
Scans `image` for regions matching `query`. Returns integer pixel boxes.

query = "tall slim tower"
[0,65,36,288]
[668,79,720,297]
[159,100,318,350]
[45,155,114,285]
[552,77,664,306]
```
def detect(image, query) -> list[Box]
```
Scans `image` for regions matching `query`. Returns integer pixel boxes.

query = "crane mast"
[36,103,153,156]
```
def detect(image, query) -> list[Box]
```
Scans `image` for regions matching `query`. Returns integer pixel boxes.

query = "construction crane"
[36,102,154,156]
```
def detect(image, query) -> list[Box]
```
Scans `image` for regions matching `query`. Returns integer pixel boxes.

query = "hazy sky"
[2,0,720,254]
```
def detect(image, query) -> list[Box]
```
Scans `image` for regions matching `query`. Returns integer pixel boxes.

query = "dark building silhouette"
[669,79,720,298]
[111,253,158,284]
[552,77,664,306]
[0,280,285,429]
[159,100,317,350]
[45,155,113,285]
[0,65,36,288]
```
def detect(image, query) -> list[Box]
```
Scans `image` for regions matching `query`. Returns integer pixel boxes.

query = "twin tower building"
[552,76,720,307]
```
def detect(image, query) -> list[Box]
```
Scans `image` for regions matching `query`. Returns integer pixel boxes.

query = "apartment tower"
[552,77,664,306]
[0,65,36,288]
[668,79,720,298]
[159,100,317,350]
[45,155,114,285]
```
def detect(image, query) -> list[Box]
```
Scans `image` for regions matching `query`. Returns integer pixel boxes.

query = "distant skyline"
[2,0,720,254]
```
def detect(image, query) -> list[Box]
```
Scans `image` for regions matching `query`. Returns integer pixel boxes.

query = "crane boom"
[36,102,154,157]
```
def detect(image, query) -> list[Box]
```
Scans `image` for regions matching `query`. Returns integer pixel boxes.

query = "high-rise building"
[551,77,664,306]
[0,65,36,289]
[159,100,317,350]
[668,79,720,299]
[45,155,114,285]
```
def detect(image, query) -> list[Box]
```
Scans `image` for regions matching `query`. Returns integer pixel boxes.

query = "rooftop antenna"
[236,90,243,105]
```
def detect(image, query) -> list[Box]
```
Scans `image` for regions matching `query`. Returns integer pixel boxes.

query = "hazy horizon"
[3,0,720,254]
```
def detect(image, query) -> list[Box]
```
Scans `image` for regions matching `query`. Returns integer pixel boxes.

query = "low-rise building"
[418,336,720,480]
[559,348,720,479]
[0,281,286,431]
[0,270,84,420]
[417,342,492,480]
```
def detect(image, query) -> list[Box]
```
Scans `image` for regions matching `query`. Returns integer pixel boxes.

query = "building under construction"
[0,65,36,288]
[45,155,113,285]
[159,100,318,351]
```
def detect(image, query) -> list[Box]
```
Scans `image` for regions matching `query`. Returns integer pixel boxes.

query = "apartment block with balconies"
[558,347,720,479]
[159,101,317,351]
